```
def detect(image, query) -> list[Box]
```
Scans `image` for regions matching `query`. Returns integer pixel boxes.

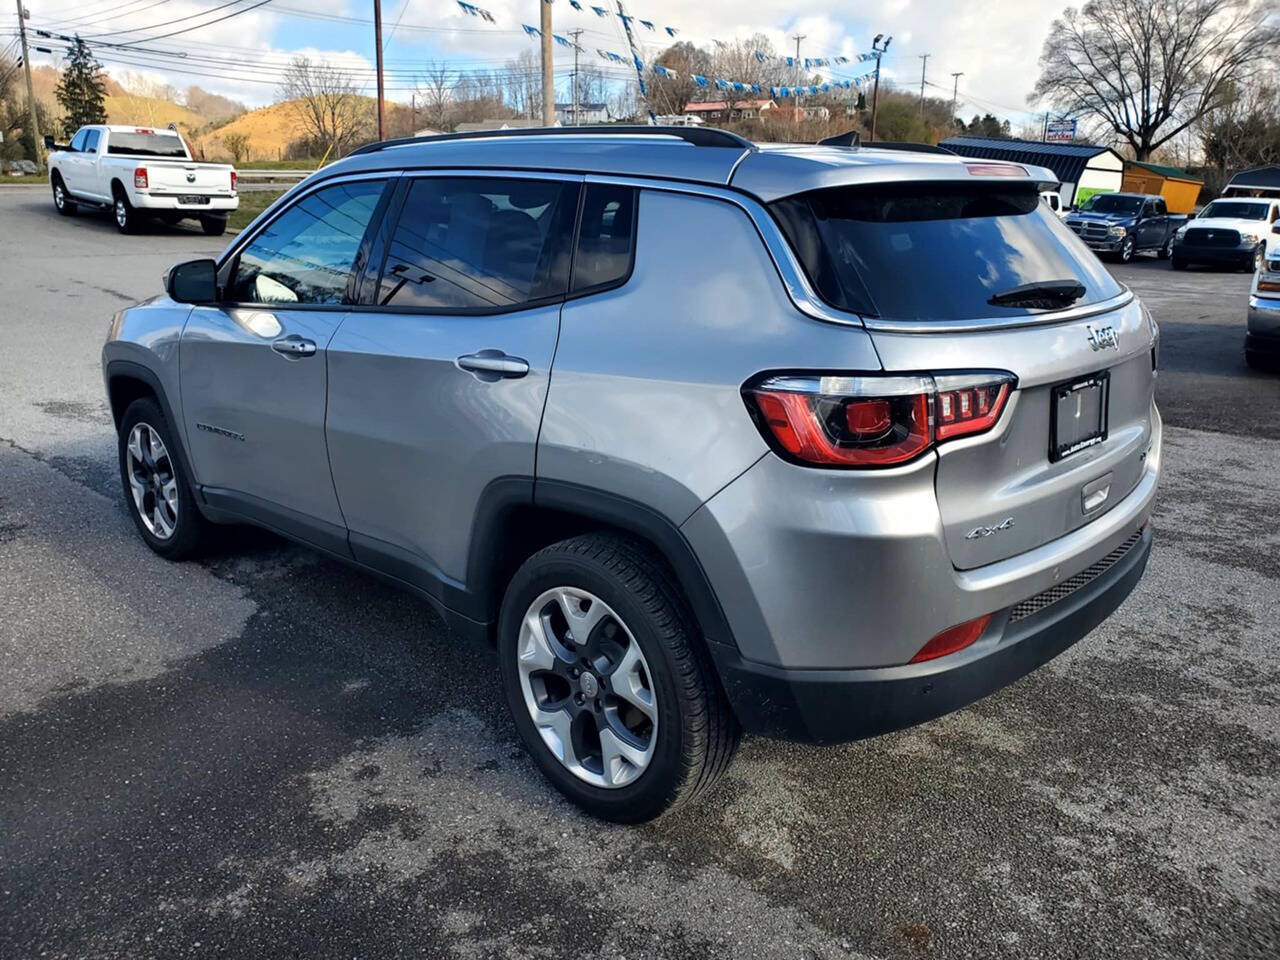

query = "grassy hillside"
[202,100,311,162]
[105,93,209,131]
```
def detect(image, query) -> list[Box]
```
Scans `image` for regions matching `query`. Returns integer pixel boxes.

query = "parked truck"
[46,125,238,235]
[1064,192,1187,263]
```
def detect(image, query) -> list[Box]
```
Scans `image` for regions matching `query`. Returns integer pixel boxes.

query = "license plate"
[177,195,209,205]
[1050,372,1109,461]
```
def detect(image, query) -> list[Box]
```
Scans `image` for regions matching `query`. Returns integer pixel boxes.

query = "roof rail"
[350,125,755,156]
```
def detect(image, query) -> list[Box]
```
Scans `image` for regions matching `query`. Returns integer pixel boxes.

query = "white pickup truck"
[46,124,238,235]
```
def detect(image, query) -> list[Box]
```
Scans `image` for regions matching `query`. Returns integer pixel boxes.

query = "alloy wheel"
[116,200,128,229]
[516,587,657,789]
[54,184,65,209]
[126,422,179,539]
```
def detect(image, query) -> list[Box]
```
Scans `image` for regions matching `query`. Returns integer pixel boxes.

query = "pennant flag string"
[522,23,541,38]
[456,1,496,22]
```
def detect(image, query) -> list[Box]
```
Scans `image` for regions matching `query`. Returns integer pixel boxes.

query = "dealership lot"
[0,186,1276,958]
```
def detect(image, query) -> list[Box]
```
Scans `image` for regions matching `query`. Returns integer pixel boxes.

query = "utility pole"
[791,33,805,129]
[373,0,385,140]
[540,0,554,125]
[949,71,963,127]
[14,0,42,165]
[869,33,891,143]
[569,27,583,125]
[917,53,929,114]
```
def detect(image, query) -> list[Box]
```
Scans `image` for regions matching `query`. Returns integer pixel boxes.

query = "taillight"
[230,170,237,192]
[134,167,148,189]
[909,614,991,664]
[744,371,1015,469]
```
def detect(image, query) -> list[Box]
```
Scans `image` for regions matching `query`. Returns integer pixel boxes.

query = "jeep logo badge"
[1086,324,1119,351]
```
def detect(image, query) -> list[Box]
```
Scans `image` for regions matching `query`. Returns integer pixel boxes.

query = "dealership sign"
[1045,120,1078,143]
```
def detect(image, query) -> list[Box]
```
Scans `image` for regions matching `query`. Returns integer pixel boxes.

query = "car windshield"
[107,132,188,158]
[1079,194,1142,215]
[1199,201,1269,220]
[770,181,1123,321]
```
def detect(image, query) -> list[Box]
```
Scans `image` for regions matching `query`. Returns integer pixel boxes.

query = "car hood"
[1066,211,1136,224]
[1183,217,1268,233]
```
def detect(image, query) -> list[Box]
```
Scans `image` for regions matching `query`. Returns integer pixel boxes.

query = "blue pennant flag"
[570,0,582,7]
[665,26,677,36]
[732,81,745,92]
[653,64,676,78]
[754,50,767,62]
[769,86,779,97]
[522,23,540,38]
[751,83,761,93]
[692,74,708,86]
[859,52,876,62]
[803,58,811,69]
[821,83,831,92]
[640,20,654,30]
[780,86,791,98]
[592,5,607,16]
[784,56,795,67]
[834,56,849,64]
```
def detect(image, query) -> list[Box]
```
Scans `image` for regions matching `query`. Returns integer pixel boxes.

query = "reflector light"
[966,162,1027,177]
[1258,278,1280,293]
[133,167,148,189]
[909,614,992,664]
[744,371,1015,469]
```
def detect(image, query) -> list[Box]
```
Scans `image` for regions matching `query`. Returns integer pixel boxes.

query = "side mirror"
[166,258,218,303]
[43,134,55,149]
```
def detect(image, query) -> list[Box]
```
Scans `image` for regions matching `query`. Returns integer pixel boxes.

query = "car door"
[77,128,104,198]
[325,173,582,601]
[180,176,393,548]
[60,129,88,194]
[1139,200,1164,248]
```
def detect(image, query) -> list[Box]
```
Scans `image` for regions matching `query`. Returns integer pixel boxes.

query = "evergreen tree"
[56,38,107,137]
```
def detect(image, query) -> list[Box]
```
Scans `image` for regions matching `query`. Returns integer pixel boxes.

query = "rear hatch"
[770,178,1157,568]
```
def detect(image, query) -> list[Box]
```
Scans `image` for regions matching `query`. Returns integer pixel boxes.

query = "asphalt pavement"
[1,185,1277,959]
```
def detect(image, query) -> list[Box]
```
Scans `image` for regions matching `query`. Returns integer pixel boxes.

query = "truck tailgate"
[144,162,233,195]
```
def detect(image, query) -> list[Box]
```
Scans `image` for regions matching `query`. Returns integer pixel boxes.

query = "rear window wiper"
[988,280,1086,309]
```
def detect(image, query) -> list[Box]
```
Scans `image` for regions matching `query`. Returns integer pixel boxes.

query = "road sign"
[1045,120,1077,143]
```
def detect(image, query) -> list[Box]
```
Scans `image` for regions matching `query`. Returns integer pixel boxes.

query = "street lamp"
[869,34,892,142]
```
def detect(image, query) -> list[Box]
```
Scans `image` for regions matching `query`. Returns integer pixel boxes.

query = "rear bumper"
[1173,242,1253,266]
[711,524,1152,744]
[132,193,238,215]
[1247,295,1280,342]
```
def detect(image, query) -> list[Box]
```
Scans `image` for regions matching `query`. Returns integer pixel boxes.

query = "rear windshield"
[1079,194,1142,215]
[1199,200,1269,221]
[770,182,1123,321]
[107,132,188,158]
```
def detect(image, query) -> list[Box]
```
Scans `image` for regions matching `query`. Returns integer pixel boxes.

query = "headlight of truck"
[1174,225,1188,240]
[1108,225,1127,237]
[1239,232,1259,245]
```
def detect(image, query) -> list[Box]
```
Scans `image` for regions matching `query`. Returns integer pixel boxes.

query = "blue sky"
[21,0,1059,125]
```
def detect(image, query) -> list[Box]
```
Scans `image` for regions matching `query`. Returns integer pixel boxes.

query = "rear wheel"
[117,397,213,560]
[200,215,228,236]
[52,175,77,216]
[498,533,739,822]
[113,189,140,234]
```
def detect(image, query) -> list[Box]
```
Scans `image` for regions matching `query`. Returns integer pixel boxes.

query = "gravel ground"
[0,187,1276,959]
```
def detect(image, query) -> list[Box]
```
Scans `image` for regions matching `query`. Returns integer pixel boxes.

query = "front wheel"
[1157,238,1172,260]
[52,176,77,216]
[117,397,214,559]
[1249,245,1264,273]
[1118,236,1136,263]
[200,215,228,236]
[498,534,739,823]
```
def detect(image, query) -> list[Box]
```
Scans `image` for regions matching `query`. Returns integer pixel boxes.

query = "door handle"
[272,335,317,358]
[456,350,530,380]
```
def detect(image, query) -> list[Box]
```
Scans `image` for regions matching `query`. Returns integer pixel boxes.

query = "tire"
[1172,255,1187,271]
[113,188,140,234]
[498,533,740,823]
[1248,246,1264,273]
[117,397,214,560]
[52,175,77,216]
[1118,236,1135,263]
[1157,238,1171,260]
[200,215,228,236]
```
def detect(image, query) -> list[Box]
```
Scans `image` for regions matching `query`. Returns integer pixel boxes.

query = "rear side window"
[771,182,1124,321]
[572,184,637,292]
[231,180,386,305]
[378,177,578,310]
[106,131,187,158]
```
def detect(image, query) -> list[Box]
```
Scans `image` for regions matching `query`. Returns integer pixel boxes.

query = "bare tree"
[280,56,372,155]
[1032,0,1278,159]
[646,42,713,115]
[222,132,251,164]
[415,61,454,130]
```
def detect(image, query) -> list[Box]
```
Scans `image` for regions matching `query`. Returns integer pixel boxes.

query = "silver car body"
[104,130,1160,743]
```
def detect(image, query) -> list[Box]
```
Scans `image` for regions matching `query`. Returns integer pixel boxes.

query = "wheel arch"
[466,478,738,655]
[105,360,202,508]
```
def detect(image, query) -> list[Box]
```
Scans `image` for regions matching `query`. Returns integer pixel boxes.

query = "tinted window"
[82,129,100,153]
[771,182,1124,321]
[69,130,87,152]
[572,184,636,292]
[231,180,385,306]
[379,177,577,310]
[107,131,187,158]
[1200,200,1269,221]
[1081,194,1142,215]
[1155,199,1167,216]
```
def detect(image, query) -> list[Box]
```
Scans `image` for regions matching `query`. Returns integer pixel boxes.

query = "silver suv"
[103,128,1161,822]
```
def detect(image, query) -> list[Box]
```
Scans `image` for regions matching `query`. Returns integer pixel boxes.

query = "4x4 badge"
[966,517,1015,540]
[1086,324,1119,351]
